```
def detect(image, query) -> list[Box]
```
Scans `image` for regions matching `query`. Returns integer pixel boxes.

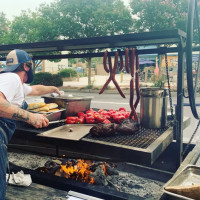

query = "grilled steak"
[90,123,119,137]
[90,119,139,137]
[116,118,139,134]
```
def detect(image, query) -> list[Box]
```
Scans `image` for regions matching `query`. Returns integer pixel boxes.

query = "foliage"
[5,9,62,72]
[130,0,188,33]
[6,7,60,44]
[58,68,77,78]
[0,12,10,45]
[69,58,86,65]
[51,74,63,87]
[56,0,133,39]
[152,74,166,88]
[30,72,63,86]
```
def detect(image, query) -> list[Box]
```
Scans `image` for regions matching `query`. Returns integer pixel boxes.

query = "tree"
[56,0,133,38]
[0,12,10,45]
[5,9,61,73]
[130,0,188,33]
[50,0,133,86]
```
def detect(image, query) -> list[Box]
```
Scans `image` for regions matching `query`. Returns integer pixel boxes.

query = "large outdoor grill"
[13,93,190,165]
[14,114,190,165]
[12,91,188,167]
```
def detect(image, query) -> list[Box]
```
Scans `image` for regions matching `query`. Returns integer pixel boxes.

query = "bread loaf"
[165,184,200,199]
[27,102,46,110]
[46,103,58,109]
[32,105,49,112]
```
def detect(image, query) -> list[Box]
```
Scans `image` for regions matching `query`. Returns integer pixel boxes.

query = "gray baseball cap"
[1,49,33,83]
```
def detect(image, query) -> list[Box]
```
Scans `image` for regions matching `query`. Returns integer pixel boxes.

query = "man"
[0,49,61,199]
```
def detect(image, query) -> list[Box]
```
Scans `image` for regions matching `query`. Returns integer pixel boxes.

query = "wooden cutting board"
[37,124,93,141]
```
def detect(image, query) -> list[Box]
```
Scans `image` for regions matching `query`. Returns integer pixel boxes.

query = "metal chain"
[165,53,174,121]
[182,120,200,156]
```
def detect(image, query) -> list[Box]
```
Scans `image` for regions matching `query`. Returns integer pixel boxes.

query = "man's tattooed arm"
[0,95,49,128]
[0,96,30,122]
[12,109,30,122]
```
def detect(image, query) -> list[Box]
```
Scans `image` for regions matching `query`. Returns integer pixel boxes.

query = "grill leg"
[175,40,185,168]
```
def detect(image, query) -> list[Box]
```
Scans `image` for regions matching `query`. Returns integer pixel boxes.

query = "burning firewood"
[37,158,119,186]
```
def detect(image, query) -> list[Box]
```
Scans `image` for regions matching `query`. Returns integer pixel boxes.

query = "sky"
[1,0,130,20]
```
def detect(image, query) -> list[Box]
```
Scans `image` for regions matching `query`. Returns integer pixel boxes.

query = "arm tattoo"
[33,116,39,125]
[12,109,30,122]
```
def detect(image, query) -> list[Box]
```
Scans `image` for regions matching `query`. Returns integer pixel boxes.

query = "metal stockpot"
[140,87,168,129]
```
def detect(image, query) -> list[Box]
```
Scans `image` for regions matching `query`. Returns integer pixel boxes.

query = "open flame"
[57,159,107,184]
[38,158,118,185]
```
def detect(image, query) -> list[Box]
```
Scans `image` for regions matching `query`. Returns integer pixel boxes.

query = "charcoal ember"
[36,160,60,174]
[90,123,119,137]
[90,166,108,186]
[116,118,139,134]
[44,160,59,168]
[89,162,104,172]
[106,164,119,176]
[61,158,76,166]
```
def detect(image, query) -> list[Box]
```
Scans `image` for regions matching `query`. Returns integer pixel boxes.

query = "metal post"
[175,39,185,167]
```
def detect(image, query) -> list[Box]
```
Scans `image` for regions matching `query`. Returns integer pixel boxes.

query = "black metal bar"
[0,29,186,55]
[0,47,183,61]
[175,38,185,167]
[0,46,199,61]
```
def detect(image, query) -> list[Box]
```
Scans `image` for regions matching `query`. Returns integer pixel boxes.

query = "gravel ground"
[8,152,164,199]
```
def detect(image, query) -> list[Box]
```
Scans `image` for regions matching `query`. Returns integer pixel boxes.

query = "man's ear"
[24,64,29,72]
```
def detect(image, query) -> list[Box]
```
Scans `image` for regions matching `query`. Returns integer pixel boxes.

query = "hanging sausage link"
[119,53,124,72]
[125,48,130,73]
[130,48,135,77]
[134,54,140,109]
[100,51,126,98]
[103,51,110,73]
[128,48,138,122]
[129,77,138,122]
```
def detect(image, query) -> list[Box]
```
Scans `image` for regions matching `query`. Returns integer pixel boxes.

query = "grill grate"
[85,122,171,149]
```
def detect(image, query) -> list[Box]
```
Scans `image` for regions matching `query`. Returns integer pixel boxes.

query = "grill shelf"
[85,123,170,149]
[81,117,190,165]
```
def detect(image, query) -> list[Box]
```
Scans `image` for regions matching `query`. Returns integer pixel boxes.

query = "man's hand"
[52,87,62,96]
[28,113,49,128]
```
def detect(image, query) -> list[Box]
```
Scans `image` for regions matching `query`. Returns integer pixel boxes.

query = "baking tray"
[29,108,66,121]
[37,124,93,141]
[42,94,93,117]
[164,165,200,199]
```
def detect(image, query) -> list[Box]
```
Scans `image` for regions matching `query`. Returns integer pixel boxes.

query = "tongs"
[49,119,66,124]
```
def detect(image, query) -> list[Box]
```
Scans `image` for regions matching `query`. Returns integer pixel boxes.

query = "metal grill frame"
[81,117,190,165]
[13,117,190,165]
[82,126,173,165]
